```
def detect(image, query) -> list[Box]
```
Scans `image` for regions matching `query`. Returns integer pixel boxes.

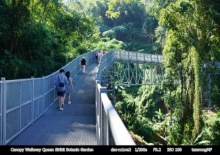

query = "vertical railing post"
[1,77,6,145]
[100,87,108,145]
[150,54,153,84]
[157,54,159,63]
[95,80,100,145]
[31,76,34,122]
[128,51,130,61]
[151,53,152,62]
[78,57,80,73]
[100,88,103,145]
[104,102,109,145]
[42,76,46,112]
[100,87,107,145]
[208,73,211,107]
[0,79,2,145]
[136,52,137,62]
[144,53,146,62]
[95,81,98,144]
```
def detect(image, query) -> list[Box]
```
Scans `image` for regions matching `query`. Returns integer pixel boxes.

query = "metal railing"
[95,50,163,145]
[114,50,164,63]
[95,50,136,145]
[0,51,95,145]
[0,49,163,145]
[95,80,135,145]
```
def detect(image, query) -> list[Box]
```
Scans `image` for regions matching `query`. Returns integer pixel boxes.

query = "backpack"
[58,75,64,87]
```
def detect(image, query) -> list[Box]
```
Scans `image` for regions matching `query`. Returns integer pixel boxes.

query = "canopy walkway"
[0,50,163,146]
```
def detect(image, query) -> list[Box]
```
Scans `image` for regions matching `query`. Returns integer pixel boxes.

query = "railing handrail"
[95,50,141,145]
[95,81,136,145]
[0,49,163,145]
[0,51,95,145]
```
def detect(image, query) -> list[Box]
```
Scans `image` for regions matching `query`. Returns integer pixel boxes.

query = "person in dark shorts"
[81,57,86,73]
[95,50,98,63]
[53,69,69,111]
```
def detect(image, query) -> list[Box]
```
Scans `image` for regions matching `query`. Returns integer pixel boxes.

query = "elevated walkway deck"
[7,63,98,145]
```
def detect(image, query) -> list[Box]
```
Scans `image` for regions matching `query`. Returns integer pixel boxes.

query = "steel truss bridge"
[0,50,214,145]
[96,50,213,106]
[97,50,164,87]
[96,50,164,102]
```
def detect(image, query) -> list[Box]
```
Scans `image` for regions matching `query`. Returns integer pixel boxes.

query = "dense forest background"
[1,0,220,145]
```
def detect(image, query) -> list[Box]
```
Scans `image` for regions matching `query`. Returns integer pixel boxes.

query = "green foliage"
[193,130,211,145]
[131,116,154,143]
[1,0,220,146]
[116,101,155,142]
[197,110,220,145]
[126,41,153,53]
[211,113,220,144]
[90,38,125,51]
[136,85,164,119]
[209,74,220,108]
[75,45,88,55]
[0,0,95,79]
[115,85,166,144]
[114,0,220,146]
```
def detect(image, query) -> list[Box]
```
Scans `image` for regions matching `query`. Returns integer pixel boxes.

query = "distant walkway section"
[7,63,98,145]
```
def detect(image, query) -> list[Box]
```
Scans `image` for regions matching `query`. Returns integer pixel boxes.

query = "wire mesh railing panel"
[6,108,20,141]
[21,103,32,129]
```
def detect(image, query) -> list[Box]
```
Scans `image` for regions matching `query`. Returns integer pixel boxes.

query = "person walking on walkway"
[53,69,69,111]
[97,51,102,64]
[65,71,74,104]
[95,50,98,63]
[81,57,86,73]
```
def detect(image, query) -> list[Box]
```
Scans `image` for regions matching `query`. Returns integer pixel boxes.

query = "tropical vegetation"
[1,0,220,145]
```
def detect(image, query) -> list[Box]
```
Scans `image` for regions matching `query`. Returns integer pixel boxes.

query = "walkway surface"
[7,63,98,145]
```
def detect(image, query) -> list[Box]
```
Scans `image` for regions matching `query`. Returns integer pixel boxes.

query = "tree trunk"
[191,47,201,141]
